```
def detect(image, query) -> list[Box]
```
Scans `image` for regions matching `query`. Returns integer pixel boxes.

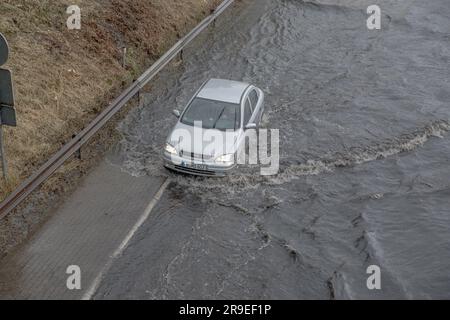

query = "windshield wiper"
[213,107,226,129]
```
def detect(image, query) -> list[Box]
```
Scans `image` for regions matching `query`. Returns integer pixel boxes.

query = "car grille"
[179,150,213,161]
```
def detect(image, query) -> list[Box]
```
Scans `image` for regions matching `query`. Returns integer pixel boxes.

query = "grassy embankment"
[0,0,220,200]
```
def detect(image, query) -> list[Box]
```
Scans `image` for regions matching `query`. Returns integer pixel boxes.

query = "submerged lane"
[96,0,450,299]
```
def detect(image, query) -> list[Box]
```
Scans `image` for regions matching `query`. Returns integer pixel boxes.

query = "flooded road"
[96,0,450,299]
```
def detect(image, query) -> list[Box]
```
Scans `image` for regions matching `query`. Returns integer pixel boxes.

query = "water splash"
[270,120,450,184]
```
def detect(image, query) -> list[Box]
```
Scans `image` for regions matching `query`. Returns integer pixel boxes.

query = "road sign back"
[0,33,9,66]
[0,105,16,127]
[0,68,14,107]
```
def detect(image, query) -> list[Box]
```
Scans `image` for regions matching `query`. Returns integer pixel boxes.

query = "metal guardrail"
[0,0,235,219]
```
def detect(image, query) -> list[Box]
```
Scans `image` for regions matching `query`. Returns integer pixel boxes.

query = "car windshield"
[181,98,241,130]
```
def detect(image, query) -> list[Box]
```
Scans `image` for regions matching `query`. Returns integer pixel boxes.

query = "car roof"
[196,79,250,104]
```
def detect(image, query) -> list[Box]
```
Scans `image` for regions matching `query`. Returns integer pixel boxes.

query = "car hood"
[167,122,241,158]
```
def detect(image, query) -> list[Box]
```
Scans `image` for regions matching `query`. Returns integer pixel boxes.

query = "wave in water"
[269,120,450,184]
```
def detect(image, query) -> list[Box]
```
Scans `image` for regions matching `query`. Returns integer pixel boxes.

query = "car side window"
[249,89,259,108]
[244,97,252,125]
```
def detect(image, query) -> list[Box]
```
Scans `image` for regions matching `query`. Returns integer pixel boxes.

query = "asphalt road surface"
[1,0,450,299]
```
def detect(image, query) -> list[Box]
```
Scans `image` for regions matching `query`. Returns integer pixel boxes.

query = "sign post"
[0,32,16,179]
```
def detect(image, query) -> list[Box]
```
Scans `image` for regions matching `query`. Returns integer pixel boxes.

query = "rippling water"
[99,0,450,299]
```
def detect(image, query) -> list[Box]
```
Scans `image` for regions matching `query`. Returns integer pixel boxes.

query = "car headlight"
[165,143,177,155]
[215,154,235,165]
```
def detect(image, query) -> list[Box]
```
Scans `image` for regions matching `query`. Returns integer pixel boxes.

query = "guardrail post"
[122,47,127,68]
[211,8,217,27]
[72,134,81,160]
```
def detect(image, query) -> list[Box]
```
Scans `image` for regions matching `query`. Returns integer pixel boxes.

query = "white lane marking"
[82,178,170,300]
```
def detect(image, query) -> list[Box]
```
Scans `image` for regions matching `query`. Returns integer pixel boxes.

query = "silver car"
[163,79,265,176]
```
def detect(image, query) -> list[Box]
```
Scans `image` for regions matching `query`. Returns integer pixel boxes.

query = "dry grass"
[0,0,220,200]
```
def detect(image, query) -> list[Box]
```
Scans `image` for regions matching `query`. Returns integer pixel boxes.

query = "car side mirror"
[173,109,181,118]
[245,123,257,130]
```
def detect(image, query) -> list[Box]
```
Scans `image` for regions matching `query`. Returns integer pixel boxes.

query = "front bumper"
[163,152,236,177]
